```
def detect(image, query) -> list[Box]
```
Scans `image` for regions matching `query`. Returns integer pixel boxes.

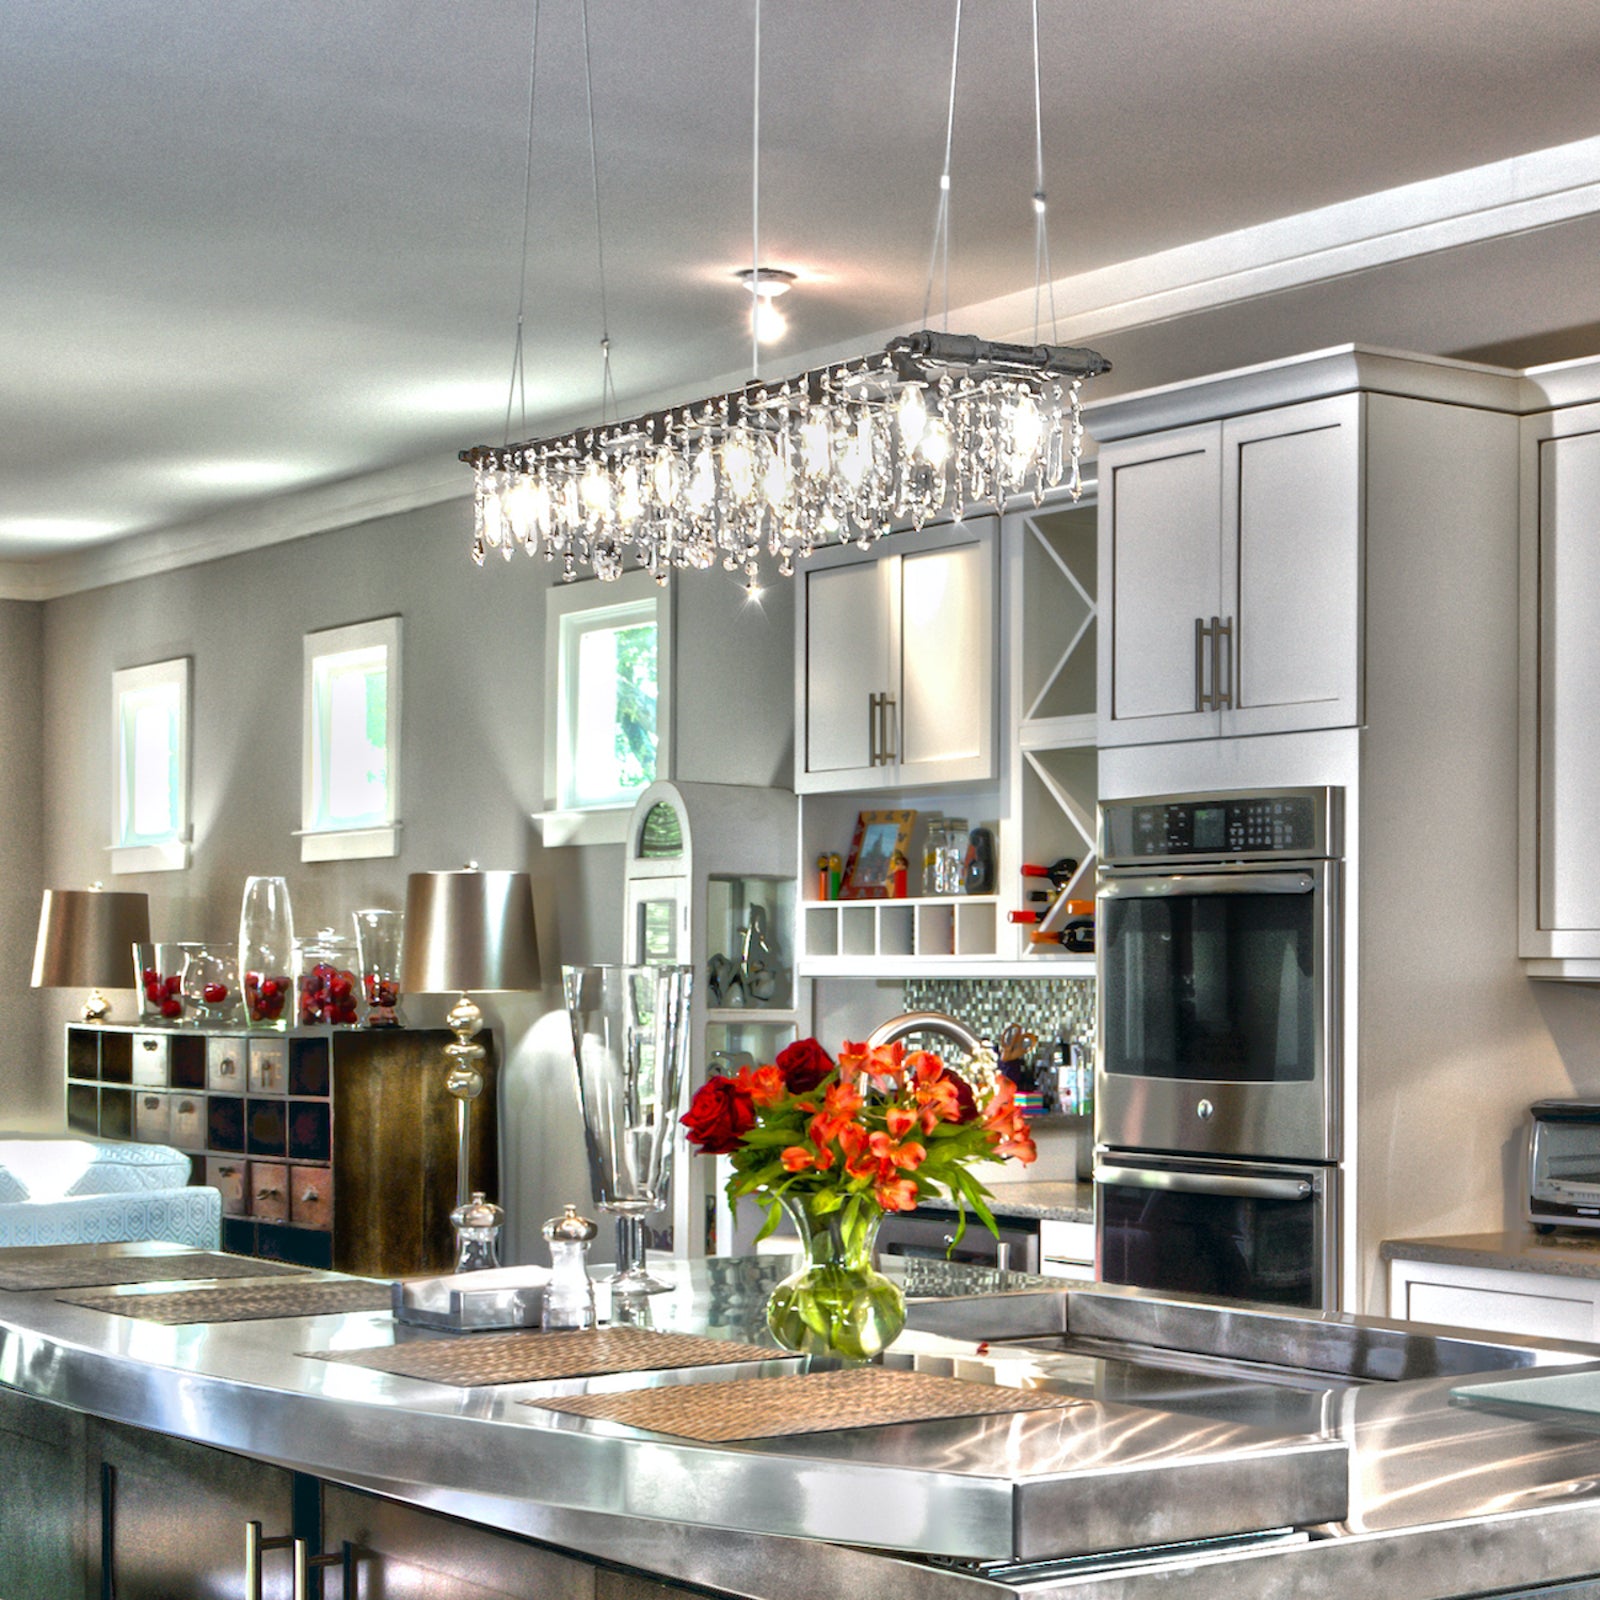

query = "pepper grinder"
[542,1203,599,1331]
[451,1191,504,1273]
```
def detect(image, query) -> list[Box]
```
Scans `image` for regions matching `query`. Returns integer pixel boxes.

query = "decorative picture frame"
[840,809,917,899]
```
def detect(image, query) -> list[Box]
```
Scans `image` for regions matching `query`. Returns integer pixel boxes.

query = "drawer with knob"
[289,1166,331,1231]
[248,1161,289,1223]
[207,1157,249,1217]
[207,1036,246,1092]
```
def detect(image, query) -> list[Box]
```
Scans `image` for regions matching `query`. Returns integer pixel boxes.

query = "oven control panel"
[1100,788,1337,863]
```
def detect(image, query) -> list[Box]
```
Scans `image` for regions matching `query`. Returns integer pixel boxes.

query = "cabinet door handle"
[867,693,880,765]
[245,1520,294,1600]
[1213,615,1234,710]
[879,691,897,764]
[1194,616,1213,711]
[294,1536,355,1599]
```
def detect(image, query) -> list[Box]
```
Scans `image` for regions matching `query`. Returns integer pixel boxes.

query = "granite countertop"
[980,1180,1094,1223]
[1380,1230,1600,1280]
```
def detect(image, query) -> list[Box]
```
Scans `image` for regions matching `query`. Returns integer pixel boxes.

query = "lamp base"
[80,988,112,1023]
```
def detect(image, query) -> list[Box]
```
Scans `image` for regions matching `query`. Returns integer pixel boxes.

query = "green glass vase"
[765,1193,906,1363]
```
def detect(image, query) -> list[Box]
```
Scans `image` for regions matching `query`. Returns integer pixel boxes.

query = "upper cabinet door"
[1098,422,1224,746]
[1524,417,1600,968]
[1222,394,1363,737]
[801,557,897,785]
[898,535,995,782]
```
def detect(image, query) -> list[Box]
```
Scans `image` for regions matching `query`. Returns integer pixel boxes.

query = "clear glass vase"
[765,1193,907,1363]
[238,876,295,1029]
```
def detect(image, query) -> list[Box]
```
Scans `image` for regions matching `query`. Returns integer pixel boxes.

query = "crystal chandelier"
[463,331,1109,582]
[464,1,1110,585]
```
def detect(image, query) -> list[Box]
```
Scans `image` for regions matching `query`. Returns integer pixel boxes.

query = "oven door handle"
[1098,871,1315,898]
[1096,1163,1313,1201]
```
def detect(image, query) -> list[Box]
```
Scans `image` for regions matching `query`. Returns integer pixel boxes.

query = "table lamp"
[31,885,151,1022]
[400,865,540,1268]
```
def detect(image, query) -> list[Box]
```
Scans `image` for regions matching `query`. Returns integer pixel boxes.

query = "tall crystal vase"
[563,963,692,1294]
[238,876,295,1029]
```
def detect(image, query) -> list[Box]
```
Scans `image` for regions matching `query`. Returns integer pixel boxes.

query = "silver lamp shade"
[31,887,152,1022]
[400,869,541,995]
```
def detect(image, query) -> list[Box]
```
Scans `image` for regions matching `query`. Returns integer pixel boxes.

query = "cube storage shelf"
[64,1024,496,1277]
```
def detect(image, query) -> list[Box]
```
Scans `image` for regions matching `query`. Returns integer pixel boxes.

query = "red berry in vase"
[160,997,182,1019]
[203,983,227,1004]
[163,974,181,998]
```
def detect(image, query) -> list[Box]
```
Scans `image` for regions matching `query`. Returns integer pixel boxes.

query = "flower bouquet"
[681,1037,1037,1360]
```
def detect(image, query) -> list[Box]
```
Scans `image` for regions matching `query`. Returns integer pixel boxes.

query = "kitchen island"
[8,1243,1600,1598]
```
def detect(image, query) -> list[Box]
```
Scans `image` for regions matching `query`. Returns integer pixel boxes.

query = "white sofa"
[0,1136,221,1250]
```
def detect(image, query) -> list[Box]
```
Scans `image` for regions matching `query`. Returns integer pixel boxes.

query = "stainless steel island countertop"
[8,1243,1600,1600]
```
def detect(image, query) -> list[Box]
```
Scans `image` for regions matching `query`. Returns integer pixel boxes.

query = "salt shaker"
[542,1204,598,1331]
[451,1192,504,1273]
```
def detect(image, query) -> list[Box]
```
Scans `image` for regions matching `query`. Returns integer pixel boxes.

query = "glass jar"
[238,876,295,1028]
[352,908,404,1028]
[137,942,203,1025]
[297,930,360,1027]
[181,946,240,1025]
[925,817,967,896]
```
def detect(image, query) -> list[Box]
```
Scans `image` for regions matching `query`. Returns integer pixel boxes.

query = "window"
[111,658,191,873]
[542,571,672,843]
[301,616,401,861]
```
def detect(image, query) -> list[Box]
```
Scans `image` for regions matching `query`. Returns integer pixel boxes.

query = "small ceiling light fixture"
[736,266,795,345]
[463,0,1108,586]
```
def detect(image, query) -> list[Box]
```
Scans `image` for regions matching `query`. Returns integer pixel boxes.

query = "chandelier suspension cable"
[920,0,962,331]
[749,0,763,381]
[462,0,1110,581]
[579,0,617,423]
[1030,0,1058,344]
[503,1,543,446]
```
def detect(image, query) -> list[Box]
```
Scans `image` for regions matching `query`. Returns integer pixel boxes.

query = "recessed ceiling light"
[735,266,796,344]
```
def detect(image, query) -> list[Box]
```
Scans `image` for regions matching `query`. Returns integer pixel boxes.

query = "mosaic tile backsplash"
[901,977,1094,1049]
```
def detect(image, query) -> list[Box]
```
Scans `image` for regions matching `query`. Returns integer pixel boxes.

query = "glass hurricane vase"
[765,1193,907,1364]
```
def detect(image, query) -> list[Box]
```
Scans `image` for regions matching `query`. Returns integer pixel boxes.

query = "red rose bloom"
[774,1037,835,1095]
[681,1074,757,1155]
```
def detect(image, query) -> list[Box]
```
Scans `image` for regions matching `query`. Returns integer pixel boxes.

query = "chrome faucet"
[866,1009,984,1055]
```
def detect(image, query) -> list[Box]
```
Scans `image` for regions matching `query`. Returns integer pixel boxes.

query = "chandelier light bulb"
[580,460,612,516]
[897,385,929,453]
[722,435,756,500]
[921,418,953,468]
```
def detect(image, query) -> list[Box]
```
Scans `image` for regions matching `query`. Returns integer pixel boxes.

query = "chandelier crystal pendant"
[462,330,1109,584]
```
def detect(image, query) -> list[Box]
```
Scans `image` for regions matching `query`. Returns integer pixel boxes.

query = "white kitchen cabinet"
[1520,398,1600,977]
[1097,394,1362,747]
[1387,1255,1599,1342]
[797,519,996,793]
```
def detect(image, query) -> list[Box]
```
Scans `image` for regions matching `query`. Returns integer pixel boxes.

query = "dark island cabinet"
[64,1024,497,1278]
[0,1388,699,1600]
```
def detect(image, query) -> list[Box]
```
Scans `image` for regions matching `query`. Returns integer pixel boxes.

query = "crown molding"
[0,452,468,602]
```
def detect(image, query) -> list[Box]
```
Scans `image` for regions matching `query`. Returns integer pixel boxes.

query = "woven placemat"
[0,1251,307,1292]
[58,1277,391,1325]
[524,1366,1077,1442]
[304,1326,779,1388]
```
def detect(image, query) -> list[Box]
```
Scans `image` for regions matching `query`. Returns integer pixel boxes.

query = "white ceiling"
[8,0,1600,590]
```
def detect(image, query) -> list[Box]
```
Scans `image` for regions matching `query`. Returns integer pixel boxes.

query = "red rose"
[681,1075,757,1155]
[775,1038,835,1095]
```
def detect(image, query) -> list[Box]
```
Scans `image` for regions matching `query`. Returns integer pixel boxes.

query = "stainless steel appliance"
[1526,1099,1600,1233]
[1095,786,1344,1310]
[876,1205,1041,1273]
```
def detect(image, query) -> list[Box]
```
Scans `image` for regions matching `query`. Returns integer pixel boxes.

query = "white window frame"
[538,571,673,847]
[299,616,402,862]
[110,657,192,874]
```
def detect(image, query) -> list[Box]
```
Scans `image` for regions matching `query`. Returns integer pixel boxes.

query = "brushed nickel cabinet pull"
[880,691,896,763]
[1194,616,1213,712]
[245,1519,293,1600]
[867,693,880,765]
[1214,615,1234,710]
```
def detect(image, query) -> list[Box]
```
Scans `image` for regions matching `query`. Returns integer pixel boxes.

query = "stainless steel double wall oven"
[1095,786,1343,1309]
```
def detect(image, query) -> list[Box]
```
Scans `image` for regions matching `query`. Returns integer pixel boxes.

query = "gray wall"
[28,497,794,1258]
[0,600,44,1126]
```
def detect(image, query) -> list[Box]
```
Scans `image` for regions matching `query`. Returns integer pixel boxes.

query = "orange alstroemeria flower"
[867,1129,925,1178]
[884,1105,917,1140]
[781,1145,817,1173]
[981,1079,1038,1163]
[837,1039,906,1089]
[875,1177,919,1212]
[912,1077,962,1133]
[741,1064,787,1108]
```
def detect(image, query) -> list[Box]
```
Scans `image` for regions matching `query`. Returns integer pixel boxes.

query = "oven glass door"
[1099,869,1322,1084]
[1096,1158,1331,1310]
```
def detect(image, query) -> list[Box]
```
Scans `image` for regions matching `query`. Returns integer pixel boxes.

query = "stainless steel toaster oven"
[1527,1099,1600,1233]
